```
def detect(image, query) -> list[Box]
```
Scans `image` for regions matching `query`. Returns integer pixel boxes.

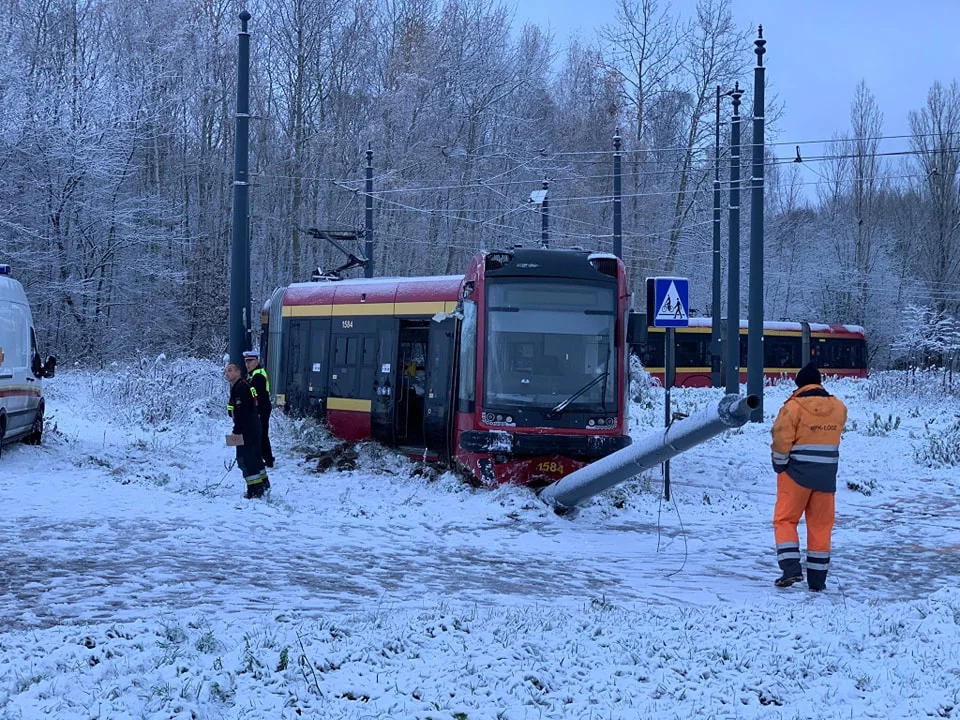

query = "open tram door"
[395,321,428,450]
[393,316,458,461]
[423,314,457,461]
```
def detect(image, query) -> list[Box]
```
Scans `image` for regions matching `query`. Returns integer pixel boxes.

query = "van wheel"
[0,415,6,458]
[23,403,43,446]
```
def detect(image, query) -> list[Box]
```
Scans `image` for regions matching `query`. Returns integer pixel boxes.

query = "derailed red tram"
[261,248,632,485]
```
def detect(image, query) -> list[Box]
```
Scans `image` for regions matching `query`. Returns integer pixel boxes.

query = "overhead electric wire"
[257,146,956,201]
[543,130,960,158]
[262,130,959,292]
[295,164,951,248]
[255,126,957,192]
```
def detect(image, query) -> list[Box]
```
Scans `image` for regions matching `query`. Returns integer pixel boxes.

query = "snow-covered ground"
[2,360,960,719]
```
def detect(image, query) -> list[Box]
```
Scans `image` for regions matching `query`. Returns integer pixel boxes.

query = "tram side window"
[676,334,709,367]
[362,337,375,364]
[853,340,867,368]
[818,339,865,369]
[638,334,664,368]
[333,336,358,366]
[764,337,801,369]
[818,339,836,368]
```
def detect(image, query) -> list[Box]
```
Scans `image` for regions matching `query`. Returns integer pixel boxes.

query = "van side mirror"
[42,355,57,378]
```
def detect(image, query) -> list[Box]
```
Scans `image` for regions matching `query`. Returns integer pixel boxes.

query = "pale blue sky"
[512,0,959,166]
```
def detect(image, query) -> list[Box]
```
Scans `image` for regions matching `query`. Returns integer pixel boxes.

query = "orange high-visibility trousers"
[773,473,835,588]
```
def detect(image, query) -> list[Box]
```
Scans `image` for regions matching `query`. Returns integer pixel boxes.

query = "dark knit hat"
[795,362,821,388]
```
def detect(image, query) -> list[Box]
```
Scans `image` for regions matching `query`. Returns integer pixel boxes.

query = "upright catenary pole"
[365,144,374,278]
[613,131,623,258]
[229,10,252,367]
[711,85,723,388]
[541,179,549,248]
[748,27,767,421]
[725,82,744,394]
[663,326,675,501]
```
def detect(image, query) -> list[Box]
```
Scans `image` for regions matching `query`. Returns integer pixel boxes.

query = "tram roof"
[282,274,465,308]
[680,317,866,336]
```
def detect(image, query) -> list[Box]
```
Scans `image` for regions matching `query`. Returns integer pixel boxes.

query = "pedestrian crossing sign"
[646,277,689,327]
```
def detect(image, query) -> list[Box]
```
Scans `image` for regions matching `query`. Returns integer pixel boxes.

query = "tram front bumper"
[458,430,631,459]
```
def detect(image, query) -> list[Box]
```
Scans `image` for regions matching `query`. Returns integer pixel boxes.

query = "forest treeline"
[0,0,957,368]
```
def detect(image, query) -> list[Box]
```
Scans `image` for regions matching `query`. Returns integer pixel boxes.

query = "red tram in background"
[627,316,868,388]
[261,248,632,485]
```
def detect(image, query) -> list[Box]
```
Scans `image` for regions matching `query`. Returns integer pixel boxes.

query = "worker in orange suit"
[770,362,848,592]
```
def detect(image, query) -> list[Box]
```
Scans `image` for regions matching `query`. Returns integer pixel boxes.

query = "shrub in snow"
[866,369,960,402]
[891,304,960,372]
[864,413,900,437]
[914,418,960,467]
[90,357,225,429]
[846,478,877,496]
[605,474,659,509]
[287,415,336,457]
[629,354,657,405]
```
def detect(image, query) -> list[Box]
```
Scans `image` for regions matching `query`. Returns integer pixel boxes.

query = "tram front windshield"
[484,281,617,412]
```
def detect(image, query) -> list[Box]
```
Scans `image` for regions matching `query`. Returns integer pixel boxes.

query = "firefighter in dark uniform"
[225,362,270,499]
[243,350,275,467]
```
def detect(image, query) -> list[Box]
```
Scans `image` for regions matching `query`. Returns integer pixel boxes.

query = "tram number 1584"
[537,460,564,474]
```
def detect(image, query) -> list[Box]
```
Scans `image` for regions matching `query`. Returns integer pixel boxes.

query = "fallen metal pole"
[540,394,759,513]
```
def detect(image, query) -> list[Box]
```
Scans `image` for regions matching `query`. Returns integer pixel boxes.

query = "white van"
[0,264,56,454]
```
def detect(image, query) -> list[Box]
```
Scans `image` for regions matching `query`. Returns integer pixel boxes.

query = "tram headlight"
[588,416,617,428]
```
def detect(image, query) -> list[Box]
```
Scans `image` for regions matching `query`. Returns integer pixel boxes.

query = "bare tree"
[599,0,681,145]
[764,163,814,319]
[663,0,749,271]
[908,80,960,315]
[815,82,887,325]
[849,82,885,317]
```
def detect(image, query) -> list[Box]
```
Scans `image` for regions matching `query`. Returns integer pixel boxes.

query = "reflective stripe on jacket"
[771,384,848,493]
[251,367,270,394]
[249,366,272,414]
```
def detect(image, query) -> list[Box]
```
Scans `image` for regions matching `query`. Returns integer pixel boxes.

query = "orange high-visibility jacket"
[771,384,848,493]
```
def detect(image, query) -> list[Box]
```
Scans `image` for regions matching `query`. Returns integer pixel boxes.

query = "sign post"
[646,277,689,501]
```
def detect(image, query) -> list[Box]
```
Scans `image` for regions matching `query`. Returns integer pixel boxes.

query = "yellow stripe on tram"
[327,397,372,413]
[282,300,457,318]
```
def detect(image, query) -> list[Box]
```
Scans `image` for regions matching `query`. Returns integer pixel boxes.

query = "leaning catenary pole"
[229,10,252,366]
[747,27,767,421]
[540,394,760,512]
[725,83,744,394]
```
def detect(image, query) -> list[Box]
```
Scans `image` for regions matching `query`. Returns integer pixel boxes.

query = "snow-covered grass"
[2,360,960,719]
[6,592,960,719]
